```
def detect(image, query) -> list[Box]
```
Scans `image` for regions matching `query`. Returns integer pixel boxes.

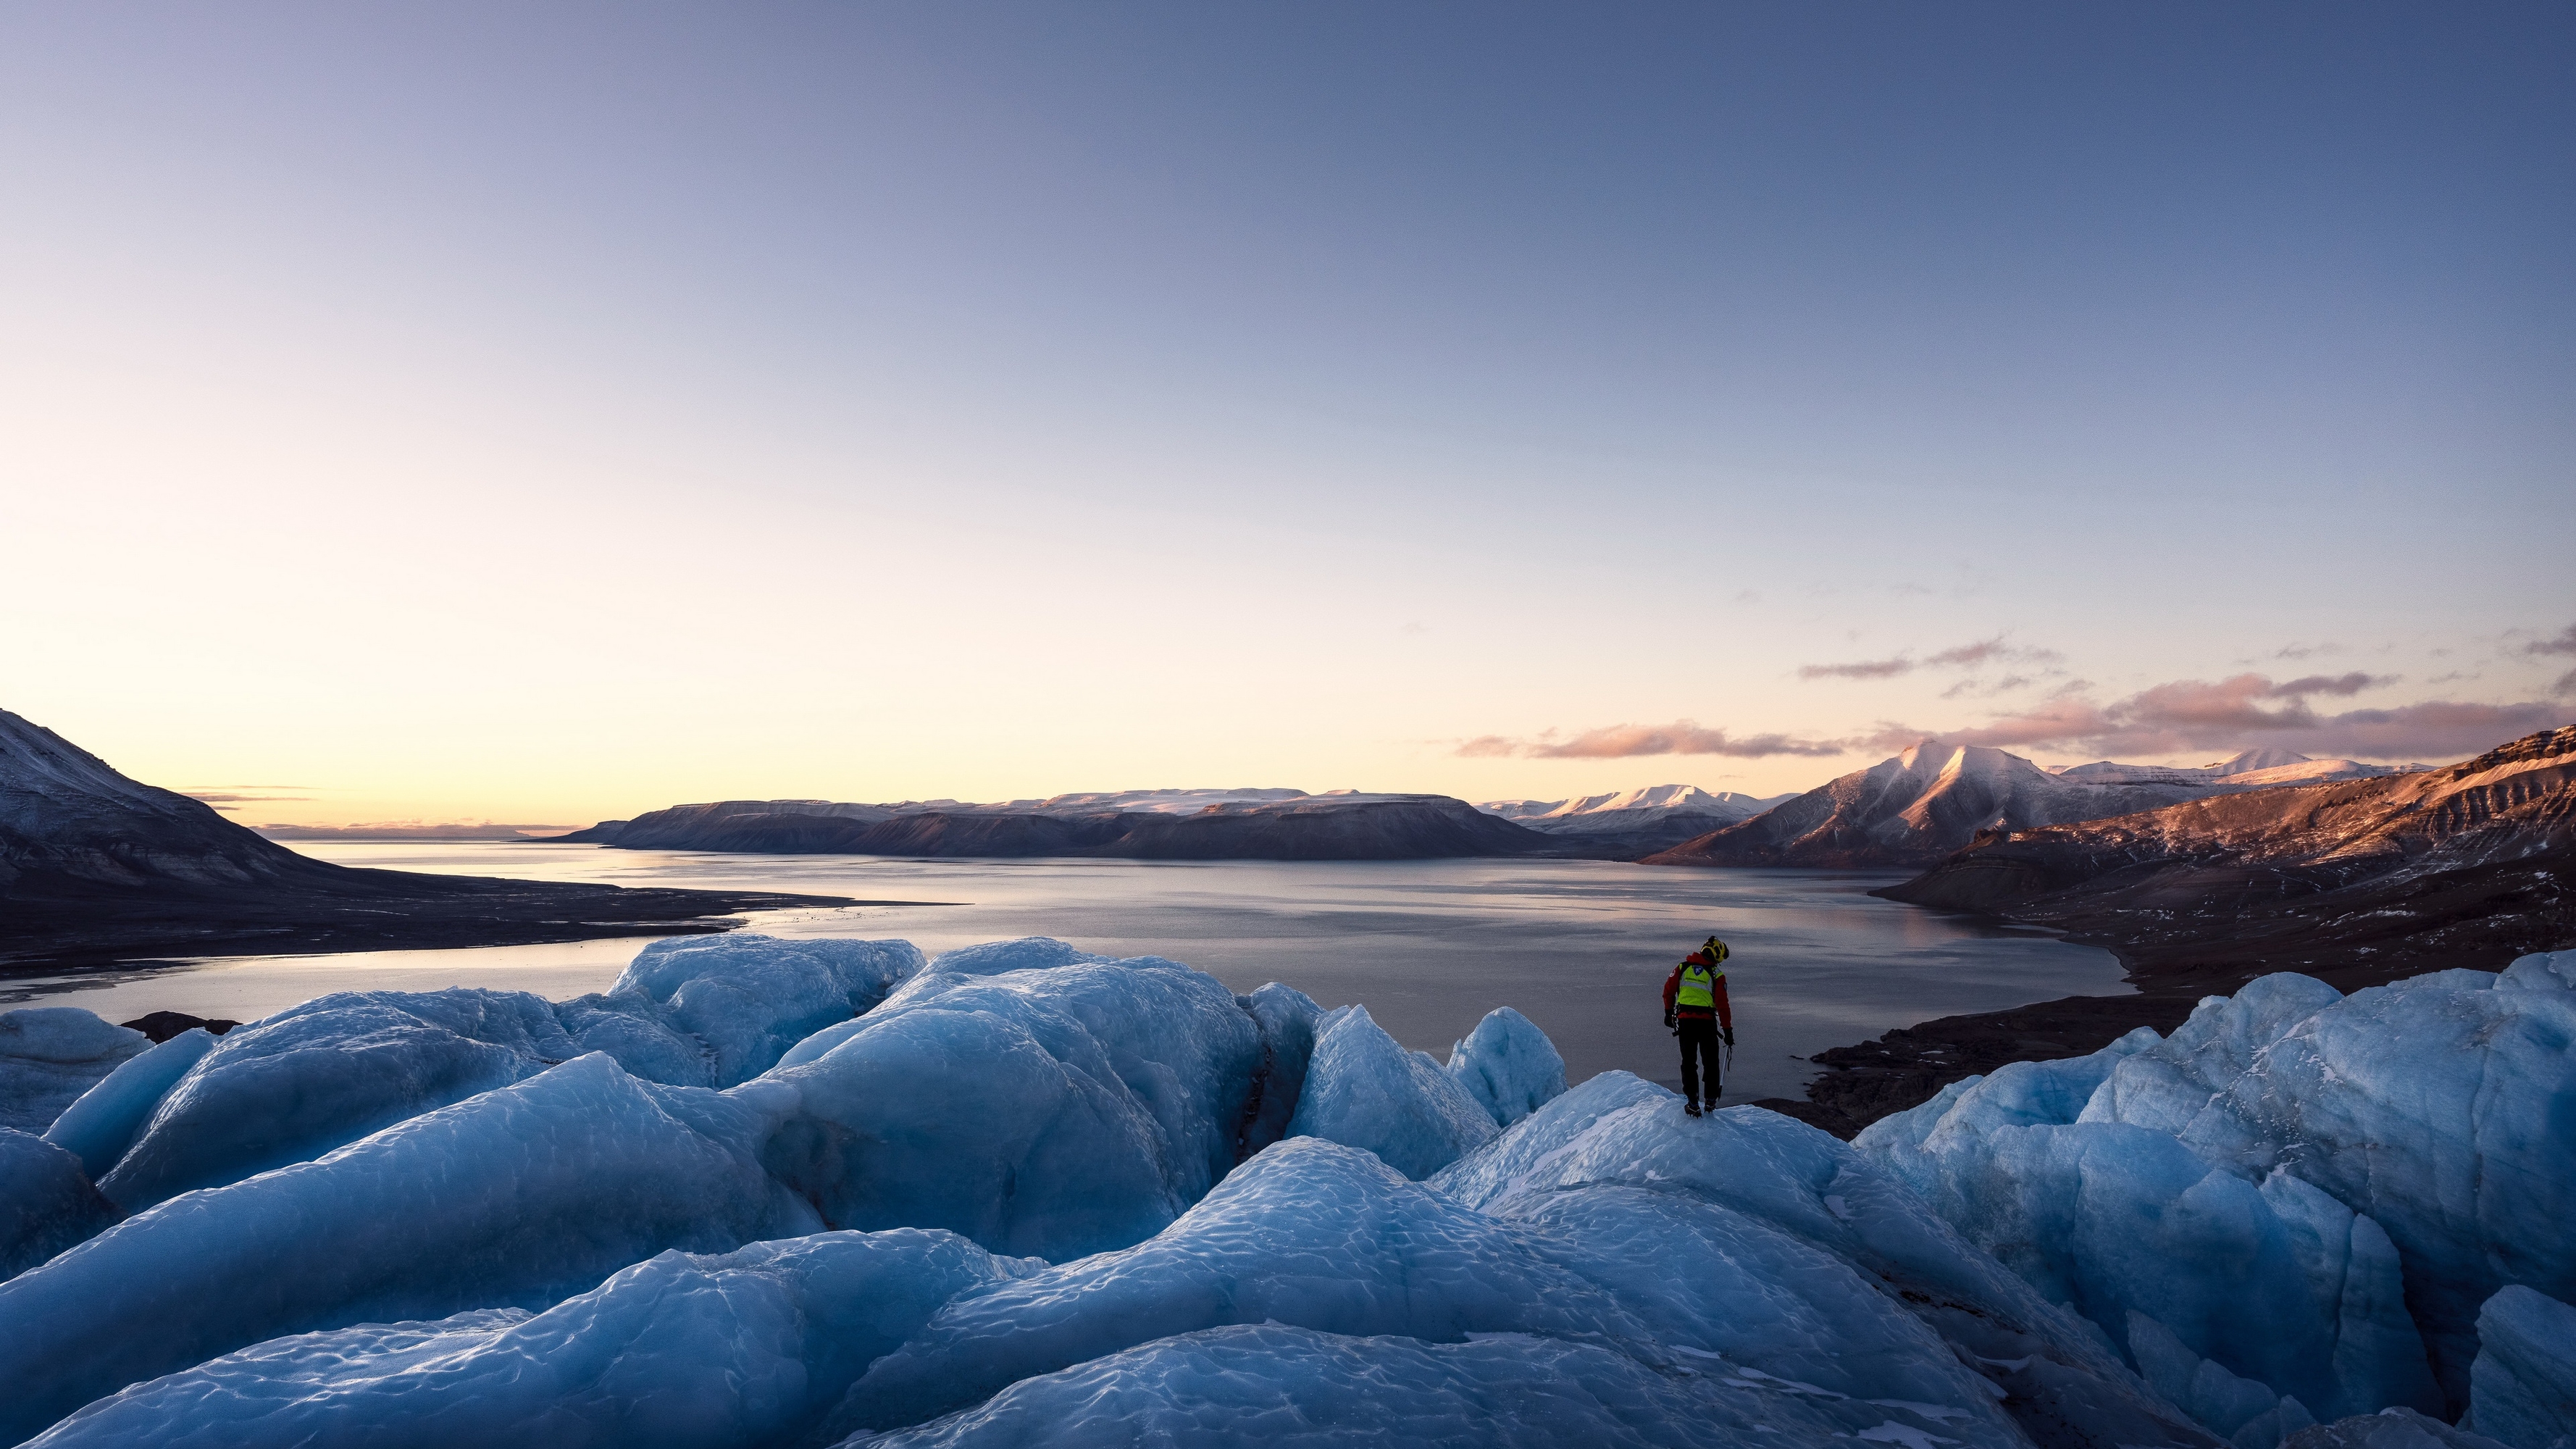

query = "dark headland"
[0,710,851,970]
[551,790,1556,861]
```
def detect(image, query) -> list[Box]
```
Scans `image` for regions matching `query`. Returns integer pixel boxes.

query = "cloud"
[183,790,311,810]
[2267,672,2387,697]
[1940,673,2033,700]
[1799,635,2059,682]
[1927,639,2060,669]
[2272,642,2341,660]
[1895,672,2562,762]
[1457,721,1852,759]
[1799,656,1913,680]
[2525,625,2576,658]
[2554,669,2576,698]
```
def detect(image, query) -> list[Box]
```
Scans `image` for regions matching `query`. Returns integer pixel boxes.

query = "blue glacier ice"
[1,932,2565,1448]
[1445,1005,1568,1126]
[1,1128,117,1282]
[2463,1287,2576,1449]
[95,989,579,1210]
[1433,1071,2217,1449]
[0,1008,149,1135]
[848,1324,1968,1449]
[1858,955,2576,1442]
[1234,979,1323,1154]
[2286,1408,2516,1449]
[0,1051,813,1445]
[603,933,923,1086]
[1286,1003,1499,1177]
[41,1027,217,1180]
[24,1229,1029,1449]
[755,941,1271,1261]
[79,936,923,1211]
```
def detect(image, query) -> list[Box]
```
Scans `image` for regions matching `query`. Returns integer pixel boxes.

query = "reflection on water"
[3,843,2128,1103]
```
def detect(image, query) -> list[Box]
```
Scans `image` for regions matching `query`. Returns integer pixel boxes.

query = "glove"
[1722,1028,1736,1046]
[1663,1011,1676,1033]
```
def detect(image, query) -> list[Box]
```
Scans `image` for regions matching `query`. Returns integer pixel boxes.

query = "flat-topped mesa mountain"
[556,788,1551,861]
[1882,723,2576,984]
[0,709,842,966]
[1478,785,1799,856]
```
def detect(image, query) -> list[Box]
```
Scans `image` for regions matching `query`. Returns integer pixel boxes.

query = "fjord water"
[4,843,2128,1103]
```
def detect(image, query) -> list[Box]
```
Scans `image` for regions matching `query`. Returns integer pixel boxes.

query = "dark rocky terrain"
[1757,724,2575,1136]
[557,791,1552,861]
[0,710,848,969]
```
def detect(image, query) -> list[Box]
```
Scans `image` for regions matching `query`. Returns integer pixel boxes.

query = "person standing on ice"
[1662,936,1734,1116]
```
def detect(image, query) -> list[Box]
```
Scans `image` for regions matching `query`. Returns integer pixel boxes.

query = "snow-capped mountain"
[1479,784,1789,824]
[1883,724,2576,977]
[1476,785,1799,855]
[559,790,1550,860]
[0,709,322,896]
[0,709,828,965]
[1642,742,2252,868]
[2050,748,2412,789]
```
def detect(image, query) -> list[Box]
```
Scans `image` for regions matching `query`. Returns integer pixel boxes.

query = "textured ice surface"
[85,938,922,1212]
[42,1027,216,1180]
[29,933,2556,1449]
[96,990,569,1210]
[0,1052,811,1445]
[756,943,1271,1261]
[1446,1005,1568,1126]
[0,1128,117,1282]
[1286,1003,1498,1177]
[2464,1287,2576,1449]
[1234,980,1323,1156]
[1860,959,2576,1439]
[845,1324,1962,1449]
[604,934,922,1086]
[1435,1078,2217,1449]
[0,1008,149,1135]
[26,1229,1026,1449]
[2497,948,2576,994]
[826,1124,2146,1448]
[2287,1408,2517,1449]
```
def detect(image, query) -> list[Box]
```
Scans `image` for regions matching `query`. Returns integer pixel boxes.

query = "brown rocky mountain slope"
[1757,724,2573,1137]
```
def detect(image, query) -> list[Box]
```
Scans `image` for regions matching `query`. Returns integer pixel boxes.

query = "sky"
[4,2,2571,829]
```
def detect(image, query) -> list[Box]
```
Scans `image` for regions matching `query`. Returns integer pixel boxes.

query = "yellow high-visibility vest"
[1676,962,1721,1009]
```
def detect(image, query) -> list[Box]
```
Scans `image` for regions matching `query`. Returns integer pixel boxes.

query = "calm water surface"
[5,843,2128,1103]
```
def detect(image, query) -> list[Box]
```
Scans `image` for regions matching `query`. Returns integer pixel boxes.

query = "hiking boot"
[1684,1100,1703,1117]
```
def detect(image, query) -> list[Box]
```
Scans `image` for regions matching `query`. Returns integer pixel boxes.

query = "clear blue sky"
[5,3,2569,824]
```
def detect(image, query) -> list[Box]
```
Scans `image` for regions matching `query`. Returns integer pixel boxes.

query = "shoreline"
[0,881,860,973]
[1749,901,2547,1138]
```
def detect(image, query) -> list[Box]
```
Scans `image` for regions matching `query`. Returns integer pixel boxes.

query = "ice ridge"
[2,936,2569,1448]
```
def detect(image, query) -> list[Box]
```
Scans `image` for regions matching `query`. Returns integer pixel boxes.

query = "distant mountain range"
[1882,724,2576,980]
[1476,785,1799,856]
[556,790,1549,860]
[0,710,840,966]
[1642,743,2420,869]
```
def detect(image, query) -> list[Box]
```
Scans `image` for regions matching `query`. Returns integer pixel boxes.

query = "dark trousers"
[1677,1016,1720,1103]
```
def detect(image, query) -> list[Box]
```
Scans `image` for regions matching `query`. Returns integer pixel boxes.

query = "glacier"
[0,935,2569,1448]
[0,1008,148,1135]
[1858,950,2576,1448]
